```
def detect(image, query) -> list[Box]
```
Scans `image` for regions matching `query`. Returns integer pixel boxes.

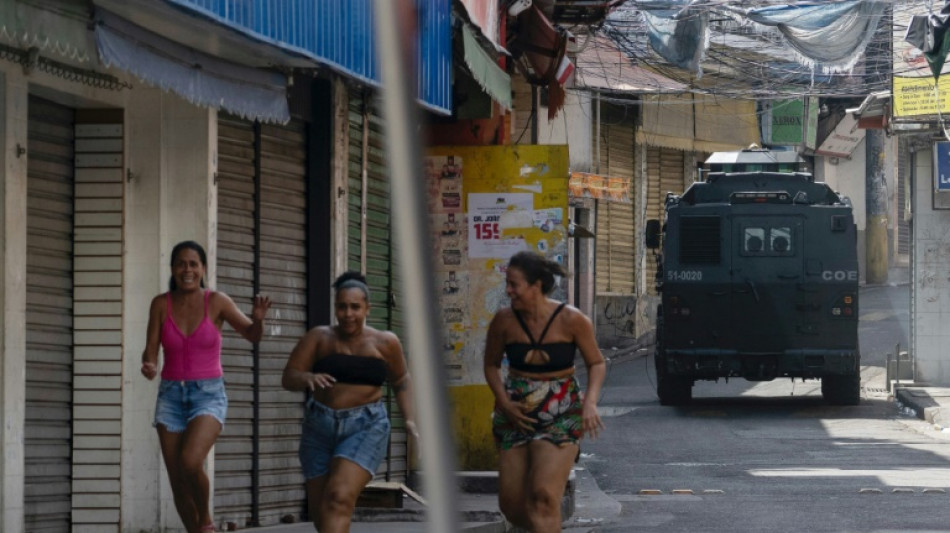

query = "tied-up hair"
[169,240,207,292]
[333,271,371,301]
[508,251,565,295]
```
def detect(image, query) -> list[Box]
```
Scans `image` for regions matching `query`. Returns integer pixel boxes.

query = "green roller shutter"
[347,91,409,482]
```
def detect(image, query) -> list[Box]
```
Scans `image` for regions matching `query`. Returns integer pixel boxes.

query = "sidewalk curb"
[895,387,950,431]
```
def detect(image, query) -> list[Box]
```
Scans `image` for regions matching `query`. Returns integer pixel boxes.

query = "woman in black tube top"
[484,251,606,533]
[282,271,416,533]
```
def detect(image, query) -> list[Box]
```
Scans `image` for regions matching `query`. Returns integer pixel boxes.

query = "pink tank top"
[160,290,223,381]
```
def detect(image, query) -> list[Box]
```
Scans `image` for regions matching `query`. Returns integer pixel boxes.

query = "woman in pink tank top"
[141,241,271,533]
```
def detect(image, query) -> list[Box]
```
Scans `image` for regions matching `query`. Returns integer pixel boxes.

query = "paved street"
[577,283,950,532]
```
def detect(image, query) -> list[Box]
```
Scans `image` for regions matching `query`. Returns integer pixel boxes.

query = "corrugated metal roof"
[165,0,452,114]
[574,34,686,93]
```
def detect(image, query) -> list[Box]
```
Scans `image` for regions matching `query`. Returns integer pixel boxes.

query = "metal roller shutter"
[215,116,258,523]
[594,106,636,294]
[216,115,310,525]
[595,202,635,294]
[644,146,686,295]
[256,121,308,521]
[366,102,410,480]
[659,148,685,199]
[25,95,75,532]
[347,92,409,482]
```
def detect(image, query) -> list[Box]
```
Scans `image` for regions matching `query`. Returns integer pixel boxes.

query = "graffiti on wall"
[595,294,638,340]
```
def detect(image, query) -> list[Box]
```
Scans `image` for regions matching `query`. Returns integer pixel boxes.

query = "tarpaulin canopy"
[641,0,887,76]
[641,1,708,75]
[732,0,887,73]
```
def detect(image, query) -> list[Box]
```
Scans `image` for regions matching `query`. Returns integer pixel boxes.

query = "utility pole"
[866,129,888,284]
[865,7,891,284]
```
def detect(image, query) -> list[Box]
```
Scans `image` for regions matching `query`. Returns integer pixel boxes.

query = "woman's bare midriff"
[311,383,383,410]
[508,366,575,381]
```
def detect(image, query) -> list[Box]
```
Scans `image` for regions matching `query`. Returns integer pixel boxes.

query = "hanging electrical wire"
[586,0,919,102]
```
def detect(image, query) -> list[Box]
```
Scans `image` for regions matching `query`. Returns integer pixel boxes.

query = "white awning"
[816,114,864,159]
[94,8,289,124]
[0,0,94,63]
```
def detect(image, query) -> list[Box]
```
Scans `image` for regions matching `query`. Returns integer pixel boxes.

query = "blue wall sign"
[936,142,950,191]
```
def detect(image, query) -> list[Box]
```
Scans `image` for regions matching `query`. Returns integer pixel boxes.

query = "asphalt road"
[578,284,950,533]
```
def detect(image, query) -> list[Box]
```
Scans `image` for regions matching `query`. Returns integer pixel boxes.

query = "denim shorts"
[153,378,228,433]
[299,398,391,479]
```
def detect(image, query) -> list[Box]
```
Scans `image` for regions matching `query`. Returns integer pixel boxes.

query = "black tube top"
[312,353,387,386]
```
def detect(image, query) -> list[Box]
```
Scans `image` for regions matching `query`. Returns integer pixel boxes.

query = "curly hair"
[507,251,565,295]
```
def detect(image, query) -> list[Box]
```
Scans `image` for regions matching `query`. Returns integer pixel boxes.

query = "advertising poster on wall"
[468,192,533,258]
[426,145,569,385]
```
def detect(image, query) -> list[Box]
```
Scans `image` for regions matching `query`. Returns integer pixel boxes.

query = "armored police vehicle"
[646,148,860,406]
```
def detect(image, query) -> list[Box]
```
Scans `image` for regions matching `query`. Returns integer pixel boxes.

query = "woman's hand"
[141,361,158,380]
[581,400,604,440]
[306,372,337,392]
[496,398,537,431]
[252,294,272,321]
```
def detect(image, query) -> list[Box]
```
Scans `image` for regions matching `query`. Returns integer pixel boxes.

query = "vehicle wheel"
[821,374,860,405]
[656,356,692,406]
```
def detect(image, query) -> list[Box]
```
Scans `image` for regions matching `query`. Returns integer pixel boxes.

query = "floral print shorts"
[492,374,584,450]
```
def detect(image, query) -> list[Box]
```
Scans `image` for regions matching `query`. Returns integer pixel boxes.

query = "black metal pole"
[251,120,262,526]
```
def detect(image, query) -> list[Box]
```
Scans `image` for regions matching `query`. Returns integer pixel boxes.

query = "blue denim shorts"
[299,398,391,479]
[153,378,228,433]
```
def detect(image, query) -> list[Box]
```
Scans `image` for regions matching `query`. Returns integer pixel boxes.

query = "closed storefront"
[215,115,309,525]
[25,95,75,533]
[594,103,636,294]
[347,91,410,481]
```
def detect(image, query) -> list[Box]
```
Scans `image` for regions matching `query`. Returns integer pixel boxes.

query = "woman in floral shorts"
[484,251,606,533]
